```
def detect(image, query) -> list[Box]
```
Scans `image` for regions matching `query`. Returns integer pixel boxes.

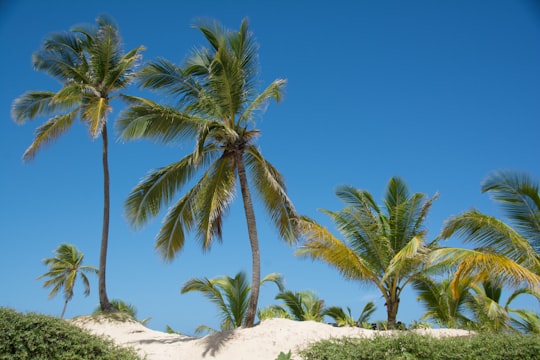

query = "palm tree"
[433,170,540,296]
[324,301,376,327]
[116,19,298,327]
[37,244,98,318]
[274,290,326,322]
[297,177,439,329]
[181,271,284,334]
[12,15,145,312]
[412,275,474,329]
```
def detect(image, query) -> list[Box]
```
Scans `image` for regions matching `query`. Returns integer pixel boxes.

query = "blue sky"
[1,0,539,335]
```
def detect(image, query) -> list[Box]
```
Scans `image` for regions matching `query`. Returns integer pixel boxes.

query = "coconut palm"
[434,171,540,295]
[37,244,98,318]
[116,19,298,327]
[274,290,326,322]
[12,15,145,312]
[181,271,284,334]
[297,177,439,329]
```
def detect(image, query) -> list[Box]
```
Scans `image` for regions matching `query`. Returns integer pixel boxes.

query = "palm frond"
[245,147,299,243]
[482,170,540,250]
[239,79,286,126]
[195,156,236,249]
[11,91,62,124]
[22,110,78,161]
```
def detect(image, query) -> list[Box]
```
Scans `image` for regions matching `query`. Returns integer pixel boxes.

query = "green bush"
[298,332,540,360]
[0,307,143,360]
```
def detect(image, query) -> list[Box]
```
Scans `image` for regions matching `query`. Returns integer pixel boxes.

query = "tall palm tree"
[181,271,284,334]
[433,170,540,295]
[12,15,145,312]
[297,177,439,329]
[116,19,298,327]
[37,244,98,318]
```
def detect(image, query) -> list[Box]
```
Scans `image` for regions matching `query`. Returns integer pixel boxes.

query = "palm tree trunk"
[236,153,260,328]
[386,297,399,329]
[99,124,113,312]
[60,299,69,319]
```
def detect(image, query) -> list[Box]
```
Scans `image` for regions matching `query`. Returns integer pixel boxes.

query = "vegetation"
[93,299,151,325]
[298,332,540,360]
[297,177,439,329]
[180,271,284,334]
[274,290,326,322]
[37,244,98,318]
[324,301,377,328]
[116,18,299,328]
[12,15,145,313]
[0,307,143,360]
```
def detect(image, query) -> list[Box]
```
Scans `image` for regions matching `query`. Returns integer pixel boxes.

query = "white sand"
[71,316,473,360]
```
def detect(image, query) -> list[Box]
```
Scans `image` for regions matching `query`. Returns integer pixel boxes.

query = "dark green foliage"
[0,308,143,360]
[298,332,540,360]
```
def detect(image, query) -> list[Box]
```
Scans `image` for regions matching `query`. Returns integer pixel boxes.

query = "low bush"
[298,331,540,359]
[0,307,143,360]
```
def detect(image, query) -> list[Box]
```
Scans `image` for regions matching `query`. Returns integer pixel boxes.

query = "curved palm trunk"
[99,124,113,312]
[60,299,69,319]
[236,153,260,328]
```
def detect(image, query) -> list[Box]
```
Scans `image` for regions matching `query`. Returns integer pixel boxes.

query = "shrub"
[0,307,143,360]
[298,331,540,360]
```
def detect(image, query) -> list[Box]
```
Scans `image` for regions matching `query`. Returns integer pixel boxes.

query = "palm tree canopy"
[116,18,298,261]
[37,244,98,303]
[298,177,438,293]
[435,170,540,292]
[12,14,145,160]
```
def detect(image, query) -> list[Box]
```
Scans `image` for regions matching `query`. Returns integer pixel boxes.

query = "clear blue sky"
[1,0,539,335]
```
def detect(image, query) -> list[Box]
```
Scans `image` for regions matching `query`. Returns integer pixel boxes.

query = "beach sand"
[71,316,472,360]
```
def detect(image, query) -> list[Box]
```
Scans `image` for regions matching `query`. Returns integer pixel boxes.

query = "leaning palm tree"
[116,19,298,327]
[433,170,540,296]
[12,15,145,312]
[181,271,284,334]
[297,177,439,329]
[37,244,98,318]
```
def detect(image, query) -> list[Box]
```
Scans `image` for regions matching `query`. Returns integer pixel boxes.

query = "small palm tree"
[274,290,326,322]
[12,15,145,312]
[297,177,439,329]
[37,244,98,318]
[324,301,376,327]
[181,271,284,334]
[116,18,298,327]
[93,299,151,325]
[412,275,474,329]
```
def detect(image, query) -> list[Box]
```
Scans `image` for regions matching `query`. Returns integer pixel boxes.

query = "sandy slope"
[71,316,473,360]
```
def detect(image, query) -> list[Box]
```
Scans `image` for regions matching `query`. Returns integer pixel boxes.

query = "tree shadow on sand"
[200,330,236,357]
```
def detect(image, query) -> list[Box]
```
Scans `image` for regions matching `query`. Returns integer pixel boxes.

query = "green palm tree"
[274,290,326,322]
[37,244,98,318]
[412,275,474,329]
[181,271,284,334]
[12,15,145,312]
[324,301,377,327]
[433,171,540,295]
[116,19,298,327]
[297,177,439,329]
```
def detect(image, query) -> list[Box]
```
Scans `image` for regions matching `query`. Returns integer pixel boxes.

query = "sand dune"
[71,316,472,360]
